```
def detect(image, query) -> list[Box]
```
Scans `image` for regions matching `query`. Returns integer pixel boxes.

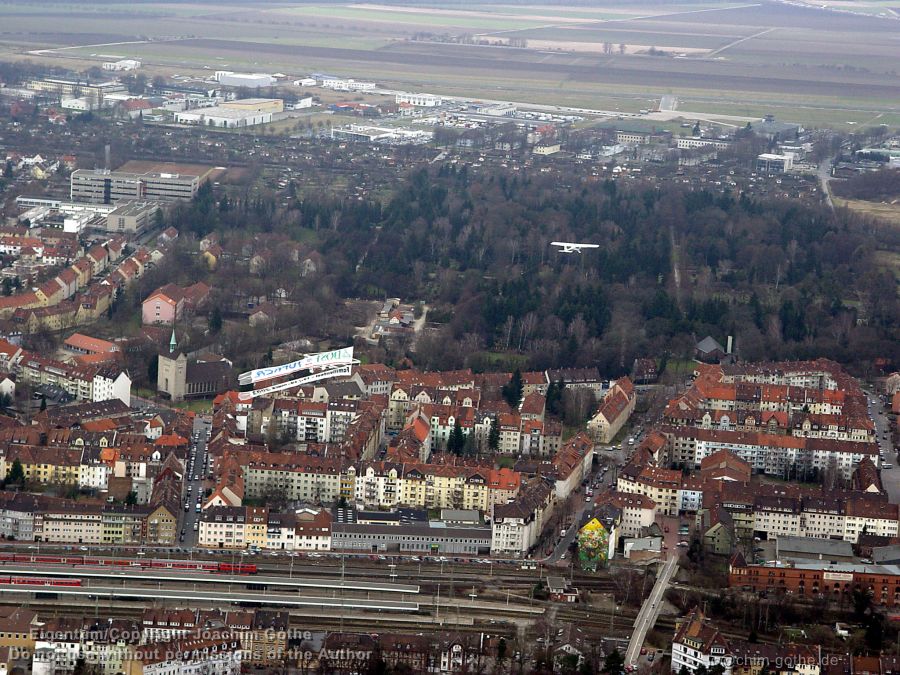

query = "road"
[179,416,212,547]
[625,556,678,666]
[868,391,898,501]
[818,157,835,211]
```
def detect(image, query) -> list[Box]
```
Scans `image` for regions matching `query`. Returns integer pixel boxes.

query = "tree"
[448,419,465,454]
[209,306,223,334]
[495,638,507,673]
[488,419,500,451]
[125,491,138,506]
[7,458,24,486]
[601,649,624,674]
[502,368,523,407]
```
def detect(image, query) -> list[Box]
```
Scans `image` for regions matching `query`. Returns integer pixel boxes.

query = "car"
[664,526,669,533]
[648,653,655,662]
[640,648,646,656]
[677,541,689,547]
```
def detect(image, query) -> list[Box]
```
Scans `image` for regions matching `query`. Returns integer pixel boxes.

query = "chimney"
[726,336,733,354]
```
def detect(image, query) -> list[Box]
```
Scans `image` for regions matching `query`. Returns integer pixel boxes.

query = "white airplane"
[551,241,600,254]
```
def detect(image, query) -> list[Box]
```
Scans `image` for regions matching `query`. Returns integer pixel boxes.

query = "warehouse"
[331,521,492,555]
[214,71,275,88]
[174,108,272,128]
[220,98,284,114]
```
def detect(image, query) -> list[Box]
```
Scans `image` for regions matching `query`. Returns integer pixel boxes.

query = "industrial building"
[71,168,203,203]
[320,78,376,92]
[214,71,275,88]
[102,59,141,71]
[174,108,273,128]
[219,98,283,114]
[756,153,794,173]
[331,125,432,144]
[331,520,492,555]
[395,92,443,107]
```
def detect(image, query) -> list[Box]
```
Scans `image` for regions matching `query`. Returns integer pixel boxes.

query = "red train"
[0,576,82,587]
[0,553,256,575]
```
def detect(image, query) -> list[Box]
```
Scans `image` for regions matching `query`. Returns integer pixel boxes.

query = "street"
[869,391,898,501]
[178,415,213,548]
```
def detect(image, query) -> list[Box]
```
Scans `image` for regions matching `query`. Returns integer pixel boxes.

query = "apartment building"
[241,454,343,504]
[671,609,734,675]
[123,632,242,675]
[198,506,247,550]
[490,480,554,556]
[586,376,636,443]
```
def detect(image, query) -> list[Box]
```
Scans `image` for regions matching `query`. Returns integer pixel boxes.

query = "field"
[0,0,897,128]
[834,197,900,226]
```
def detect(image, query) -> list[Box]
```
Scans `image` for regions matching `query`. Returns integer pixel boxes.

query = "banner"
[238,364,352,401]
[238,347,354,385]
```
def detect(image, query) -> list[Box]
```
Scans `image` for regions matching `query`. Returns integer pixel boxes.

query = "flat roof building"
[174,108,273,128]
[71,168,203,203]
[219,98,283,114]
[756,153,794,174]
[775,535,855,563]
[104,201,160,234]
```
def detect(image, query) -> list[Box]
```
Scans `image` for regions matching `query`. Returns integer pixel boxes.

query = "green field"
[269,5,553,30]
[0,0,895,130]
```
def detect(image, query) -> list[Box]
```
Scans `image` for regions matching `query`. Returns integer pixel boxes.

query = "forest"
[163,163,900,376]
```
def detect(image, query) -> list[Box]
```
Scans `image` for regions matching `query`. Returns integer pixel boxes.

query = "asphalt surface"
[179,416,212,547]
[869,392,898,501]
[625,556,678,666]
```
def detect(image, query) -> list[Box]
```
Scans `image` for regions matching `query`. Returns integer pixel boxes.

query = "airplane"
[551,242,600,254]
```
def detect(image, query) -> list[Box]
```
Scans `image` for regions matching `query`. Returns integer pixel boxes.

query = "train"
[0,553,257,575]
[0,576,82,587]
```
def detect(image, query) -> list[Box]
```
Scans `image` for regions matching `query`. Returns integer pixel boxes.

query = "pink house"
[142,284,185,325]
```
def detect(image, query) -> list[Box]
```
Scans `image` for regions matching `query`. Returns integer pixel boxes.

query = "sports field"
[1,1,897,128]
